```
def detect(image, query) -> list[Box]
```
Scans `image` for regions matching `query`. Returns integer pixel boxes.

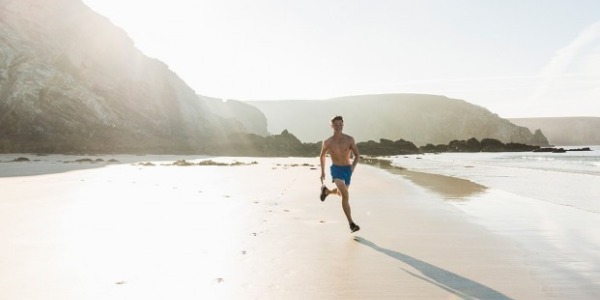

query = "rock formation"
[202,96,269,136]
[248,94,549,146]
[0,0,260,153]
[509,117,600,146]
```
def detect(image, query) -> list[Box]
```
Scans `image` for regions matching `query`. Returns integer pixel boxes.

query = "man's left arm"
[350,137,360,172]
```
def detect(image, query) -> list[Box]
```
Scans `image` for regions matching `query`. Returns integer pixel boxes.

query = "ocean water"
[390,146,600,214]
[390,146,600,297]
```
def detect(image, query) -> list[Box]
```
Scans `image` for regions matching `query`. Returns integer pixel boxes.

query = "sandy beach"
[0,155,595,299]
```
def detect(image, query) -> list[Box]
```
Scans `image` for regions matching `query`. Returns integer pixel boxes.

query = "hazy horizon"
[82,0,600,118]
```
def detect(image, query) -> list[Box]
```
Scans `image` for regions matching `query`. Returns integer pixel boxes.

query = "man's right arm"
[319,140,328,183]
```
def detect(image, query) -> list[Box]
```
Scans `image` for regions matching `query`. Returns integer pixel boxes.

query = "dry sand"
[0,155,568,299]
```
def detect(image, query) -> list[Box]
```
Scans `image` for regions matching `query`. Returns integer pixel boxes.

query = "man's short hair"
[330,115,344,123]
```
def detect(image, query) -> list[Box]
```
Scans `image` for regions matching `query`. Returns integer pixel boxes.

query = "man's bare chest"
[328,142,351,154]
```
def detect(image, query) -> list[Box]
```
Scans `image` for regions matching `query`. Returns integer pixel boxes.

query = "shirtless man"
[319,115,360,232]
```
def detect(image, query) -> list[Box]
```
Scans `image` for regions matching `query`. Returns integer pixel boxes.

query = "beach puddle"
[362,158,487,200]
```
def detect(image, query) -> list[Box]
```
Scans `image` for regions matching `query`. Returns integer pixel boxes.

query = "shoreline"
[0,154,213,177]
[361,157,487,200]
[364,156,600,299]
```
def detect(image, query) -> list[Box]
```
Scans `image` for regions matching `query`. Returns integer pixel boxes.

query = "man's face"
[331,120,344,132]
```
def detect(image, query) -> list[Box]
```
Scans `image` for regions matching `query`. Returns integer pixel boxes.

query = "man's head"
[330,115,344,132]
[330,115,343,124]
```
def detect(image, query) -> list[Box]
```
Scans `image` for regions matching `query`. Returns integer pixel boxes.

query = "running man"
[319,115,360,232]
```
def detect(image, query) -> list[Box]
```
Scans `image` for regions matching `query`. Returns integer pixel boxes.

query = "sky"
[81,0,600,118]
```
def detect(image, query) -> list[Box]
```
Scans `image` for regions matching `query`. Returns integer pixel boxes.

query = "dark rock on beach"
[12,157,31,162]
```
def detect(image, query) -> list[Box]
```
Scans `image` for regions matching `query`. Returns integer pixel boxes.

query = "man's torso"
[325,134,353,166]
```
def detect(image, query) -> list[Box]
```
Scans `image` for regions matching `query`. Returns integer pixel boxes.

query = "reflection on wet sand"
[362,157,486,200]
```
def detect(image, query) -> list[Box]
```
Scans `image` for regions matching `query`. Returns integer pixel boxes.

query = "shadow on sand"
[354,236,513,300]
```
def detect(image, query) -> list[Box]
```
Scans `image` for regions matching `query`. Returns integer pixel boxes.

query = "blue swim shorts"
[330,164,353,186]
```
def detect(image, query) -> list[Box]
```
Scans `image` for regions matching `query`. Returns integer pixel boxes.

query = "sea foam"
[390,146,600,213]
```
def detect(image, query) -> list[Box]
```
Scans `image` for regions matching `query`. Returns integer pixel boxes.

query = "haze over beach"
[82,0,600,118]
[2,1,600,299]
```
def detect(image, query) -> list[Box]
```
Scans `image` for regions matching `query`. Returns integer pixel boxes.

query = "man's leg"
[333,179,353,224]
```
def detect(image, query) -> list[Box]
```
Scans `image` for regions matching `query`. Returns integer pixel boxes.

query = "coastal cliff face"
[202,96,269,136]
[0,0,261,153]
[509,117,600,146]
[248,94,550,146]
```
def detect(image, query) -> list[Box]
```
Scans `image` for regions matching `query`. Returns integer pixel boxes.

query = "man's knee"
[339,189,349,200]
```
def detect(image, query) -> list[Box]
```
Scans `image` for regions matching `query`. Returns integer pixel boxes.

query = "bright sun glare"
[82,0,600,118]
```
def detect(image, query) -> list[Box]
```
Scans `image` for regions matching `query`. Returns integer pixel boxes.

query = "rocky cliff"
[509,117,600,146]
[0,0,258,153]
[202,96,269,136]
[248,94,549,146]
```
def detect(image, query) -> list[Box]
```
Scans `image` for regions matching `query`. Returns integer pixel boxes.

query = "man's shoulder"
[343,134,355,141]
[324,134,355,144]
